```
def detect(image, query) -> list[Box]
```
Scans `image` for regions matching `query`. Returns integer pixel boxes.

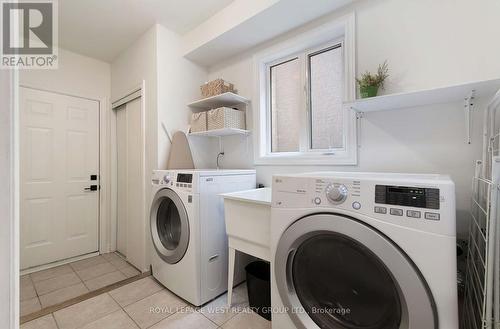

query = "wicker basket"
[207,107,245,130]
[190,112,207,133]
[200,79,235,98]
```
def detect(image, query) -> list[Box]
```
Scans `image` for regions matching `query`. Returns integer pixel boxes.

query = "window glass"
[309,45,344,149]
[270,58,301,153]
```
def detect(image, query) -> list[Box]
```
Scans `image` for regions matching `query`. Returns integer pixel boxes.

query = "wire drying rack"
[462,90,500,329]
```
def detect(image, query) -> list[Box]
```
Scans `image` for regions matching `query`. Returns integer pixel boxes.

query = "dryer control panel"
[272,173,456,236]
[375,185,440,209]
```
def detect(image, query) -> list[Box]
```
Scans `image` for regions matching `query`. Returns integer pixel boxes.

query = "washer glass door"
[150,188,189,264]
[274,213,436,329]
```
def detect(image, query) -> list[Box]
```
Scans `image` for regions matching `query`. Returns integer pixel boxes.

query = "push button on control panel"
[352,202,361,210]
[374,206,387,214]
[390,208,403,216]
[314,197,322,205]
[406,210,421,218]
[425,212,440,220]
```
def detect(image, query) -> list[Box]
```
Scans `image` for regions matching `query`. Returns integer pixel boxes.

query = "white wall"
[207,0,500,236]
[19,48,111,100]
[156,25,212,170]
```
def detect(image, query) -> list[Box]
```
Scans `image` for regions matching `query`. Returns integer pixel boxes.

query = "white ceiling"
[58,0,234,62]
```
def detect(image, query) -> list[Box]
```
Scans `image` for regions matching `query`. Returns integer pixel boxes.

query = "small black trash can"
[245,261,271,320]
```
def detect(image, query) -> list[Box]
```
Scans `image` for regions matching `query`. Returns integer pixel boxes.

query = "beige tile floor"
[20,253,141,317]
[21,277,271,329]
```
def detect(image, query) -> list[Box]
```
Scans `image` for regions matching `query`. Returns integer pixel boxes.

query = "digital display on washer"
[375,185,440,209]
[177,173,193,183]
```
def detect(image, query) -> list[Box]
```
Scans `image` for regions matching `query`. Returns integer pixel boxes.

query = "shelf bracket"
[464,91,475,144]
[216,136,224,170]
[355,109,364,148]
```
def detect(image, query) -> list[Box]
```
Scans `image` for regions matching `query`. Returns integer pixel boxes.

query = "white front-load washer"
[270,172,458,329]
[150,169,256,306]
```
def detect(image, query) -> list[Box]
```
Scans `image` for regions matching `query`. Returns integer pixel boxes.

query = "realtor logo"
[1,0,58,69]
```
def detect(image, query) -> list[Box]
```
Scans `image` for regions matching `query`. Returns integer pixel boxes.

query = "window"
[308,45,344,150]
[270,57,301,152]
[254,15,356,165]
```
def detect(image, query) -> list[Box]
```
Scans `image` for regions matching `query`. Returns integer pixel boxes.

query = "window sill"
[254,153,357,166]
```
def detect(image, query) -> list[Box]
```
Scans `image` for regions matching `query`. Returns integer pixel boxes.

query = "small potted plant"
[356,61,389,98]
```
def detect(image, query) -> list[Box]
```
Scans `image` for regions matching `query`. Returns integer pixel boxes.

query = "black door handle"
[84,185,98,191]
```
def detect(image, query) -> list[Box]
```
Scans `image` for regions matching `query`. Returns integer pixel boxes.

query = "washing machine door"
[275,213,437,329]
[150,188,189,264]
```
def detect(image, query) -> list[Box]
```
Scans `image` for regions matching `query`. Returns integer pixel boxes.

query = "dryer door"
[275,213,437,329]
[150,188,189,264]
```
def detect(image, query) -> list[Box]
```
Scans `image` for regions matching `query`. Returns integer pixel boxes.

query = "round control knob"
[163,175,171,184]
[325,184,348,204]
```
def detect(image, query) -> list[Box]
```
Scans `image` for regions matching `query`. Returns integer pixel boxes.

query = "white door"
[116,105,127,255]
[115,97,143,260]
[20,87,100,269]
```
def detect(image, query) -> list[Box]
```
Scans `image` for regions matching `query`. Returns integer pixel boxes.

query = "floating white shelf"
[188,92,250,111]
[188,128,250,137]
[345,78,500,112]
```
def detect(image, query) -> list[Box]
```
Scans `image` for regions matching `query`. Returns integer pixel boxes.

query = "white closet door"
[115,97,143,265]
[116,106,127,255]
[20,87,99,269]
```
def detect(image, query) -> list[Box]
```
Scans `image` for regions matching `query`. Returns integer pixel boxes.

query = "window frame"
[253,13,357,166]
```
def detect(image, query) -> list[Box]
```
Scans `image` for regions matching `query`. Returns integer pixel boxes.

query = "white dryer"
[271,172,458,329]
[150,169,256,306]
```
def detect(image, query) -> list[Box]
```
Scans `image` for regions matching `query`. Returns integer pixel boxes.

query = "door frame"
[2,69,19,329]
[110,81,147,269]
[18,83,112,266]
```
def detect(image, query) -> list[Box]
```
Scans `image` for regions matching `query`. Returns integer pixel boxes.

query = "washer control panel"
[151,170,194,192]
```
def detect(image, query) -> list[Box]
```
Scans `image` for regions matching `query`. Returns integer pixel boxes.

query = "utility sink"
[221,187,271,261]
[221,187,272,306]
